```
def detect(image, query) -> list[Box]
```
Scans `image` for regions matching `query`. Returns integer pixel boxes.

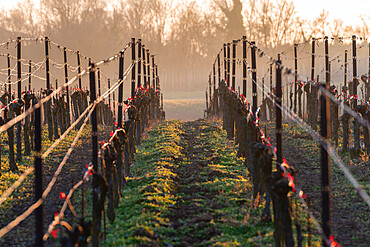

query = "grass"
[103,120,183,246]
[266,120,370,246]
[103,119,277,246]
[0,125,92,218]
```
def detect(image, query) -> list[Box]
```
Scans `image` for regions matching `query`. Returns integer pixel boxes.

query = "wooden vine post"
[243,36,247,97]
[294,43,297,114]
[251,41,257,115]
[108,79,111,109]
[146,49,150,89]
[320,83,332,247]
[223,43,227,81]
[137,39,142,88]
[117,52,124,128]
[90,62,101,247]
[16,37,22,161]
[131,38,136,98]
[274,54,284,246]
[77,51,82,89]
[352,35,360,151]
[34,92,44,246]
[142,45,147,87]
[63,47,71,126]
[213,61,216,113]
[232,40,236,90]
[151,55,155,89]
[276,54,283,168]
[227,43,230,86]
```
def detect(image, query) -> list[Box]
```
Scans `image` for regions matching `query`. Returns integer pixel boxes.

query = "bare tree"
[310,10,329,38]
[214,0,245,39]
[331,19,344,38]
[256,0,272,46]
[5,0,40,35]
[270,0,296,46]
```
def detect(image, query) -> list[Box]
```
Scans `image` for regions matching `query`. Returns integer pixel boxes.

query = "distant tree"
[256,0,273,47]
[269,0,296,46]
[213,0,245,39]
[358,16,369,38]
[310,10,329,38]
[5,0,40,35]
[244,0,258,41]
[40,0,82,33]
[331,19,344,38]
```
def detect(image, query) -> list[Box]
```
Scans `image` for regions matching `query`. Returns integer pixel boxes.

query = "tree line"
[0,0,369,90]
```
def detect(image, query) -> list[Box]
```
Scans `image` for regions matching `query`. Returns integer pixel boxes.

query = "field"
[0,8,369,245]
[163,91,206,121]
[102,119,320,246]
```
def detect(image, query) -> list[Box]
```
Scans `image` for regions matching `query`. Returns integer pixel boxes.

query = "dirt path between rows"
[266,121,369,247]
[0,127,111,247]
[167,121,223,246]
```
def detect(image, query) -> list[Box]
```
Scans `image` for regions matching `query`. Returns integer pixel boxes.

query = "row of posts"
[208,35,367,123]
[205,36,368,246]
[30,37,162,246]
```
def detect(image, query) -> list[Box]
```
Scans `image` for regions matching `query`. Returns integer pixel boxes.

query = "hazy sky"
[0,0,369,27]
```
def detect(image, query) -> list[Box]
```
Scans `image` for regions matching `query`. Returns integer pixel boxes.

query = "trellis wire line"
[98,70,112,82]
[49,58,79,72]
[49,41,89,60]
[0,102,97,239]
[0,62,133,237]
[280,55,312,61]
[0,68,89,134]
[217,78,334,245]
[211,52,332,241]
[95,43,131,68]
[0,59,47,86]
[302,50,347,66]
[0,167,34,205]
[279,46,293,56]
[20,58,47,68]
[0,71,16,76]
[0,63,17,85]
[253,78,364,245]
[42,67,134,238]
[245,62,370,207]
[289,64,370,131]
[0,103,91,207]
[49,59,64,70]
[0,39,18,48]
[2,59,46,87]
[298,41,310,56]
[43,166,93,240]
[28,74,47,82]
[243,40,370,131]
[21,37,46,43]
[41,104,94,159]
[211,48,223,68]
[0,64,133,208]
[0,70,43,77]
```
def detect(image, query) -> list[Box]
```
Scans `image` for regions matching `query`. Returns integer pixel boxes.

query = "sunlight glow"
[0,0,22,11]
[0,0,369,27]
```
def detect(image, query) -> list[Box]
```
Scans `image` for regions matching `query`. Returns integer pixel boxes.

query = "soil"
[166,121,222,246]
[0,126,112,247]
[265,121,370,247]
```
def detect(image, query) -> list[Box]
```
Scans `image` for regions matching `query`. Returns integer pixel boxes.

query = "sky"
[0,0,369,27]
[292,0,369,27]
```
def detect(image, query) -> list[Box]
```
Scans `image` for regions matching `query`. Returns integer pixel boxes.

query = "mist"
[0,0,369,120]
